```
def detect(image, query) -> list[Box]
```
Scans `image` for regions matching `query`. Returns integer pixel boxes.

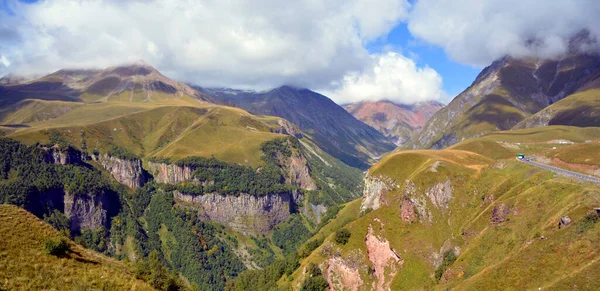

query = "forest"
[0,136,335,290]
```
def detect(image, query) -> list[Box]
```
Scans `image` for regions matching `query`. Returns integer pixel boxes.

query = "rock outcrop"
[283,155,317,190]
[425,180,453,212]
[400,198,417,223]
[361,175,397,212]
[365,226,403,291]
[174,191,301,234]
[43,146,81,165]
[95,154,145,189]
[273,119,303,138]
[147,161,195,184]
[326,257,364,291]
[63,190,118,234]
[559,216,572,228]
[490,203,510,224]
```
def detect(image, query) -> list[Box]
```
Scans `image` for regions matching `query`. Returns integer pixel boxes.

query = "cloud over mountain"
[0,0,411,91]
[408,0,600,66]
[321,52,445,104]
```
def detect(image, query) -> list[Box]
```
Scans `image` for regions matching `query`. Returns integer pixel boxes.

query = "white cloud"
[408,0,600,66]
[0,0,411,91]
[320,52,446,104]
[0,56,10,67]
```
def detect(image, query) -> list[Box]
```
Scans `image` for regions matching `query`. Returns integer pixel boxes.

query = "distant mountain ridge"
[344,100,443,145]
[199,86,396,169]
[405,51,600,149]
[0,63,213,107]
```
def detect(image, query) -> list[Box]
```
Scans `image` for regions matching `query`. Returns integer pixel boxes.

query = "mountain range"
[1,44,600,290]
[343,100,443,145]
[198,86,396,169]
[406,50,600,149]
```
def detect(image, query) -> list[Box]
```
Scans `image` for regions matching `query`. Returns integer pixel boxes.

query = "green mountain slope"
[515,88,600,129]
[406,52,600,150]
[286,129,600,290]
[200,86,396,169]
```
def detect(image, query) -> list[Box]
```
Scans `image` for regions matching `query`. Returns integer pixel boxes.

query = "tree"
[334,228,351,245]
[300,275,328,291]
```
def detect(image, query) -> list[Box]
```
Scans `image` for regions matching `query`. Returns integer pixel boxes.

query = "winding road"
[519,157,600,184]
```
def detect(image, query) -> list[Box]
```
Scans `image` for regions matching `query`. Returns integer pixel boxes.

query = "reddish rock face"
[344,100,443,145]
[365,226,403,291]
[400,198,417,223]
[326,257,363,291]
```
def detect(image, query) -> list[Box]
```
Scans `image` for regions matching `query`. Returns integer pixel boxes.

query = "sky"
[1,0,599,105]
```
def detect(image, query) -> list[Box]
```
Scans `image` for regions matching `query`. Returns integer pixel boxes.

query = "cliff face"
[147,161,194,184]
[64,190,115,234]
[174,191,301,234]
[360,175,397,212]
[28,188,118,234]
[95,154,146,189]
[43,146,81,165]
[282,155,317,191]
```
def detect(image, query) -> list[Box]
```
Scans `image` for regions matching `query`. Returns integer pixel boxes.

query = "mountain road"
[519,157,600,184]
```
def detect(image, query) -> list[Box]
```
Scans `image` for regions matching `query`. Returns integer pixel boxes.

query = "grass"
[483,125,600,144]
[548,141,600,166]
[0,204,152,290]
[516,89,600,128]
[449,138,515,160]
[287,144,600,290]
[0,99,84,125]
[7,100,288,167]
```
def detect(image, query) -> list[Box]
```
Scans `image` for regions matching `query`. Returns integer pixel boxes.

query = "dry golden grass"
[0,204,153,290]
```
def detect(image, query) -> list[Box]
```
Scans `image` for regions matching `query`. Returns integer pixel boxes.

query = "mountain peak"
[106,62,158,77]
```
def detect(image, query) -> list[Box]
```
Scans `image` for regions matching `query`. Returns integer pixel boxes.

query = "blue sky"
[2,0,596,105]
[367,23,480,98]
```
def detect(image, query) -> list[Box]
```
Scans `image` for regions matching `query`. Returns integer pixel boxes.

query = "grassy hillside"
[406,54,600,150]
[548,141,600,166]
[6,100,288,167]
[0,204,152,290]
[0,99,84,125]
[288,143,600,289]
[482,125,600,143]
[516,89,600,129]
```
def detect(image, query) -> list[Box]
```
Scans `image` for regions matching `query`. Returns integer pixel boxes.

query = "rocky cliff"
[42,146,81,165]
[174,191,301,234]
[280,153,317,191]
[147,161,195,184]
[94,154,146,189]
[28,188,118,234]
[64,190,116,234]
[360,175,397,212]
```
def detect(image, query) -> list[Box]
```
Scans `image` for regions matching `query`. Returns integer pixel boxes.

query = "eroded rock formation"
[173,191,301,234]
[147,161,195,184]
[361,175,397,212]
[365,226,403,291]
[95,154,146,189]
